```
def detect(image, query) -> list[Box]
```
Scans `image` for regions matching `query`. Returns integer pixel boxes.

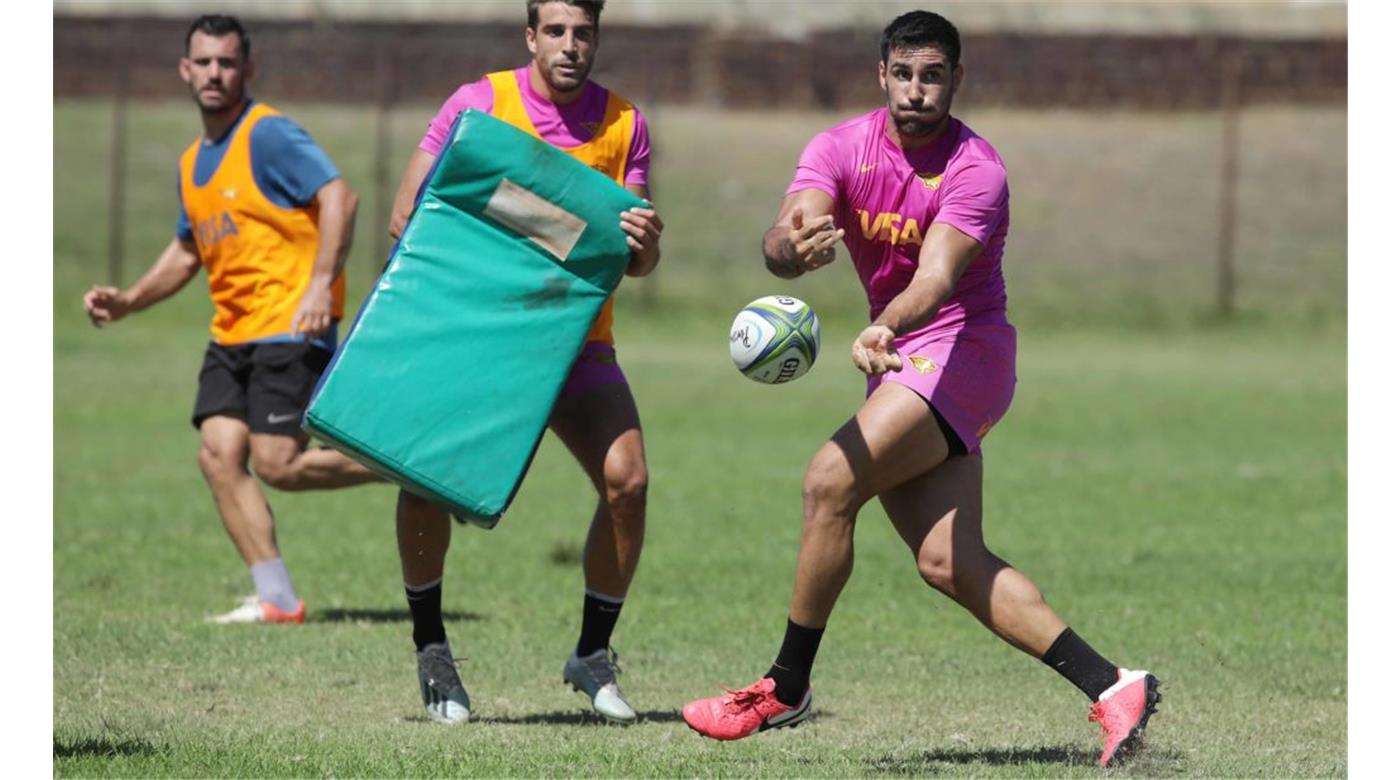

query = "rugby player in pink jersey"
[385,0,664,726]
[682,11,1158,766]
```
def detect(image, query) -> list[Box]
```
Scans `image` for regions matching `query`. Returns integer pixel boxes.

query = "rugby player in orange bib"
[385,0,663,725]
[82,15,380,625]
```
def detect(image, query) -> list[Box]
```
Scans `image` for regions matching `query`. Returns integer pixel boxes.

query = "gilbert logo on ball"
[729,295,821,384]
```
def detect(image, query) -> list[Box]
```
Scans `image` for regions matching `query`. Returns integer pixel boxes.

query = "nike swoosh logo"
[267,412,301,424]
[859,163,878,173]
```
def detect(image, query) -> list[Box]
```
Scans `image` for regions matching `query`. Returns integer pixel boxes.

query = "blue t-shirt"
[177,101,342,350]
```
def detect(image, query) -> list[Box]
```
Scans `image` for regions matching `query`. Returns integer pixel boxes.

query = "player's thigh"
[879,455,984,564]
[816,382,953,503]
[191,342,252,431]
[246,342,330,438]
[549,377,644,491]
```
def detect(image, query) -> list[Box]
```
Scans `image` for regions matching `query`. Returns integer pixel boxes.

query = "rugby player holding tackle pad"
[304,109,646,527]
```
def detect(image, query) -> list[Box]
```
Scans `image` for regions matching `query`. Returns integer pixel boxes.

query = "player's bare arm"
[762,188,844,279]
[852,222,982,376]
[292,177,359,337]
[83,237,201,327]
[621,184,662,277]
[389,148,439,240]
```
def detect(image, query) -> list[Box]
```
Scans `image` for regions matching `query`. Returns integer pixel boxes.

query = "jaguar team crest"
[909,355,938,375]
[916,173,943,191]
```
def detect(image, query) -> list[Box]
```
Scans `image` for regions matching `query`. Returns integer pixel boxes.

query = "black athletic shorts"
[929,401,970,459]
[191,341,333,436]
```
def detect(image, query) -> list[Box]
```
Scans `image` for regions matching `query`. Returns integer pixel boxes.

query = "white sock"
[584,588,625,605]
[249,558,300,613]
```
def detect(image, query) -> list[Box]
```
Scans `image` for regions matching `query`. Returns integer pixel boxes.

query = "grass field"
[53,100,1346,776]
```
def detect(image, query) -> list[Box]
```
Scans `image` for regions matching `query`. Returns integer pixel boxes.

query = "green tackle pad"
[304,110,646,527]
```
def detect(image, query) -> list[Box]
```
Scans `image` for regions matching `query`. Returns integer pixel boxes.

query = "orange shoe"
[683,677,811,741]
[1089,669,1160,767]
[206,595,306,624]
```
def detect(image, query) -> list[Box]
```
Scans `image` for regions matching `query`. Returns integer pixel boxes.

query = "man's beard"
[191,76,243,112]
[896,117,939,136]
[890,103,948,138]
[195,86,240,114]
[547,60,589,91]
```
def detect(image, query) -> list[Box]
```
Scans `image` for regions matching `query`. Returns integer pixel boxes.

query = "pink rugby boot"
[683,677,812,741]
[1088,669,1161,767]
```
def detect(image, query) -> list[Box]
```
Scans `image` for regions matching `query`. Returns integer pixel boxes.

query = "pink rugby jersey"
[419,66,650,187]
[789,108,1017,454]
[787,108,1011,332]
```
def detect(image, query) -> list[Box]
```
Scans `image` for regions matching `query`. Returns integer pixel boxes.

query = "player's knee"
[916,551,957,596]
[396,489,452,530]
[197,444,241,484]
[252,456,300,491]
[604,459,648,511]
[801,449,859,515]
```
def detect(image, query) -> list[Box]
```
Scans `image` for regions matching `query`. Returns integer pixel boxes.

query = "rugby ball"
[728,295,821,384]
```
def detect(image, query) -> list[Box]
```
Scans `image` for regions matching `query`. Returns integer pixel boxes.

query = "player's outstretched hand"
[788,207,844,272]
[851,325,903,375]
[290,282,334,338]
[83,285,131,328]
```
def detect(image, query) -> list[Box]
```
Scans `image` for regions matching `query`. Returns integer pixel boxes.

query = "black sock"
[576,592,624,657]
[406,582,447,652]
[1041,628,1121,701]
[766,618,825,706]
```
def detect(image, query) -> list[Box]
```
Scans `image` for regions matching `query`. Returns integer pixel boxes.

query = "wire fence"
[56,15,1346,322]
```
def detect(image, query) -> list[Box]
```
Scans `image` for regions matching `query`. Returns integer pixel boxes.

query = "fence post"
[692,27,724,107]
[106,53,130,286]
[1216,45,1244,319]
[372,43,397,268]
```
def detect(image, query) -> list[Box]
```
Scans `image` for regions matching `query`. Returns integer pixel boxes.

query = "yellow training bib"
[486,71,636,345]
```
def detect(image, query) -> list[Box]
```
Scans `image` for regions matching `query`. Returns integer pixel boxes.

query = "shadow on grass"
[867,744,1100,773]
[405,709,686,726]
[53,735,157,759]
[310,609,485,624]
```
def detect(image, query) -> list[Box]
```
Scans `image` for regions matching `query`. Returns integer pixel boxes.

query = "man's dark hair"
[880,10,960,66]
[186,14,251,60]
[527,0,605,30]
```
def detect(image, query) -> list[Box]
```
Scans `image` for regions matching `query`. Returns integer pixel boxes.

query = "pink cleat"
[683,677,812,741]
[1088,669,1160,767]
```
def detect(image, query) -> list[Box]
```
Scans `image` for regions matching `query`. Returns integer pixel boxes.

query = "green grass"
[54,100,1346,776]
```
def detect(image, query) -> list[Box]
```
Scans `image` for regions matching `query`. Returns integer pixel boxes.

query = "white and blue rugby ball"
[729,295,821,384]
